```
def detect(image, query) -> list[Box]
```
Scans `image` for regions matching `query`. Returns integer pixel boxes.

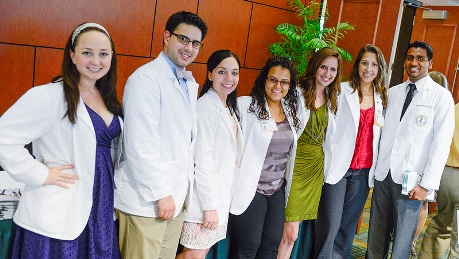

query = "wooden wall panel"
[245,0,310,10]
[151,0,199,58]
[238,68,261,96]
[327,0,380,77]
[117,56,153,101]
[245,3,300,69]
[0,44,35,115]
[0,0,156,57]
[34,48,63,86]
[327,0,400,78]
[197,0,252,65]
[411,6,459,102]
[373,0,400,64]
[423,25,456,78]
[1,0,408,114]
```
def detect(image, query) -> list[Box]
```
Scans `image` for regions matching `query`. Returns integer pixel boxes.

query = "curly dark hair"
[200,50,240,120]
[165,11,208,40]
[52,23,122,124]
[348,44,388,108]
[299,47,341,115]
[248,57,300,130]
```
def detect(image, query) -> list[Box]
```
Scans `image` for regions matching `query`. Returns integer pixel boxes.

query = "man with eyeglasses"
[114,11,207,258]
[366,41,454,258]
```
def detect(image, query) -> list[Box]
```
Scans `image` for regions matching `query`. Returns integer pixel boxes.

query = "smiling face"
[358,52,379,86]
[265,66,291,105]
[163,23,202,68]
[209,57,240,104]
[315,56,338,89]
[404,47,432,83]
[70,30,112,86]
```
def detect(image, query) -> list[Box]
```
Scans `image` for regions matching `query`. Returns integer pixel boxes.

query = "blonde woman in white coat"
[314,44,388,258]
[229,57,301,259]
[177,50,243,259]
[0,23,123,258]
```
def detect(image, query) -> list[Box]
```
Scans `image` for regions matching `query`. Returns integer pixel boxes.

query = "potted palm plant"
[270,0,354,78]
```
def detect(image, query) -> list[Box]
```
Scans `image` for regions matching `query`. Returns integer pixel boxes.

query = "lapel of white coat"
[209,89,238,145]
[76,98,95,136]
[402,78,432,120]
[345,83,360,132]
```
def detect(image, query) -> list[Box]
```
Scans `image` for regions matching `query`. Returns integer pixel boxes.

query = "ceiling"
[420,0,459,6]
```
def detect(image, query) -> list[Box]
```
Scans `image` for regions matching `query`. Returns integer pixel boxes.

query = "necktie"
[400,83,416,120]
[176,67,193,81]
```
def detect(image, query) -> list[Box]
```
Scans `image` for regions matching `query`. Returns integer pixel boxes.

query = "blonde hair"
[429,71,448,90]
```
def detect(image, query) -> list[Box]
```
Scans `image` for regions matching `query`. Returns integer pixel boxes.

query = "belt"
[446,165,459,170]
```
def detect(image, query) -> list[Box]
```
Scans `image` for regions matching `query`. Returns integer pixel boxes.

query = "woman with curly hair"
[313,44,388,258]
[228,57,300,258]
[278,47,342,258]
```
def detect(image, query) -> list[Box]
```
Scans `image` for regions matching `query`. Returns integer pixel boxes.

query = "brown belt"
[446,165,459,170]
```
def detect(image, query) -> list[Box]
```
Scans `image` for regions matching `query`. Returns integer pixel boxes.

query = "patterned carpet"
[351,190,449,259]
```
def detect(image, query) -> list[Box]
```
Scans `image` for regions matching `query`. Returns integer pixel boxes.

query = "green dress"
[285,104,328,221]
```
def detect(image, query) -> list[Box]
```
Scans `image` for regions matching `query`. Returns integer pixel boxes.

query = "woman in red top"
[313,45,388,258]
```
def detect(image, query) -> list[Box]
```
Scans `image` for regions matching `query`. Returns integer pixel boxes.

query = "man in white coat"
[114,11,207,259]
[366,41,455,258]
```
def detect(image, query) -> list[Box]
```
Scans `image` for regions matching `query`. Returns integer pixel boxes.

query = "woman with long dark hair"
[177,50,243,259]
[0,23,123,258]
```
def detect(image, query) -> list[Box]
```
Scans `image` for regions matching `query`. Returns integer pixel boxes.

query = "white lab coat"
[230,96,299,215]
[184,89,243,225]
[0,82,123,240]
[325,82,384,187]
[374,76,455,190]
[114,53,198,217]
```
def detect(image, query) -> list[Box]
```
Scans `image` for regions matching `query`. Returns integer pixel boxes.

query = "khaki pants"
[419,166,459,259]
[116,209,184,259]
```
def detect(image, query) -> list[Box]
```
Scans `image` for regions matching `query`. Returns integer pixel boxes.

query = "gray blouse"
[257,117,294,195]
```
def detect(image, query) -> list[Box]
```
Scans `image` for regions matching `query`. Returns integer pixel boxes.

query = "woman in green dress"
[278,47,342,258]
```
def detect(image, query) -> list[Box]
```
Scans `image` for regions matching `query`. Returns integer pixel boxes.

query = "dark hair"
[299,47,341,114]
[165,11,208,40]
[406,41,433,61]
[349,44,388,108]
[248,57,300,130]
[52,23,122,124]
[200,50,240,120]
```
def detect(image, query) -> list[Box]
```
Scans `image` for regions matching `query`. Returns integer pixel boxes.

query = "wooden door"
[411,6,459,102]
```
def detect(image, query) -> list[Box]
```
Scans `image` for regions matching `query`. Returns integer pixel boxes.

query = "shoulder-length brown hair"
[299,47,342,114]
[349,44,388,108]
[53,23,122,124]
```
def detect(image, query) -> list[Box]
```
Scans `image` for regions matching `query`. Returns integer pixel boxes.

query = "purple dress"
[12,105,121,259]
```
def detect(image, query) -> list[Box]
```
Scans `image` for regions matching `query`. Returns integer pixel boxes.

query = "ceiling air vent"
[422,10,448,20]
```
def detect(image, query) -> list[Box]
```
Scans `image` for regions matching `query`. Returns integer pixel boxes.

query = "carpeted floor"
[351,190,449,259]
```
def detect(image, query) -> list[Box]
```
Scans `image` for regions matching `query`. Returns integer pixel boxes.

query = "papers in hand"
[0,188,21,220]
[401,170,436,202]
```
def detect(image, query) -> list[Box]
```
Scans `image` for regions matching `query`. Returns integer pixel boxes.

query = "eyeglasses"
[170,32,203,49]
[266,77,290,87]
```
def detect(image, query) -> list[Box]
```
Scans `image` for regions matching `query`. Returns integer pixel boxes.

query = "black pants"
[229,185,285,259]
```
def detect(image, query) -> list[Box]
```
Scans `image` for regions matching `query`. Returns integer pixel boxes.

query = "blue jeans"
[366,173,422,259]
[314,168,370,258]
